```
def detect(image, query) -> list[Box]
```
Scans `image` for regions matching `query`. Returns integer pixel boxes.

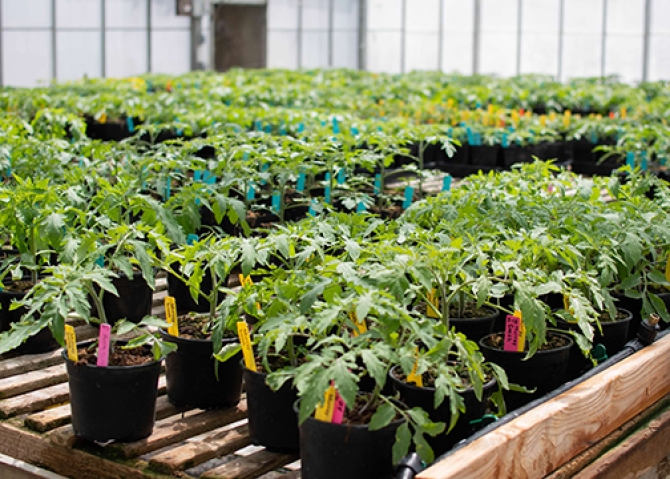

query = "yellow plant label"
[540,115,547,127]
[515,309,525,352]
[462,110,470,121]
[315,383,337,422]
[349,311,368,336]
[563,110,572,128]
[99,112,107,124]
[426,288,440,318]
[621,107,627,119]
[407,348,423,387]
[511,110,519,126]
[237,321,257,371]
[65,325,78,362]
[488,104,495,116]
[447,98,454,108]
[549,111,557,121]
[563,294,570,311]
[165,296,179,336]
[239,274,254,288]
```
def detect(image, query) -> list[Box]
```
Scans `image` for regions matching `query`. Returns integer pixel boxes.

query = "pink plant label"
[504,314,521,352]
[97,323,111,367]
[331,391,346,424]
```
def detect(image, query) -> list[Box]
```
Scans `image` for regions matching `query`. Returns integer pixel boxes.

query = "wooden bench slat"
[0,350,63,381]
[0,382,70,419]
[149,423,250,474]
[200,450,298,479]
[258,471,301,479]
[0,364,68,400]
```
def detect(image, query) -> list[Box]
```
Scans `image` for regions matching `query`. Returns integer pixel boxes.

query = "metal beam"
[601,0,608,78]
[438,0,444,71]
[297,0,303,69]
[0,0,4,86]
[516,0,522,75]
[52,0,57,80]
[358,0,366,70]
[642,0,652,82]
[147,0,152,73]
[472,0,480,75]
[101,0,106,77]
[557,0,564,81]
[328,0,334,67]
[400,0,406,73]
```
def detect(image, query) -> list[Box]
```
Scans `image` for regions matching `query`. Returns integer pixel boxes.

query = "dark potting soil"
[75,345,154,367]
[4,280,34,292]
[416,301,492,319]
[255,353,309,374]
[341,395,402,426]
[483,332,570,351]
[370,204,404,219]
[597,309,629,323]
[176,313,238,341]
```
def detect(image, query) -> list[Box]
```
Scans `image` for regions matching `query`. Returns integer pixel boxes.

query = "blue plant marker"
[260,162,269,185]
[351,126,360,136]
[126,117,135,133]
[332,118,340,135]
[203,170,216,184]
[641,151,648,171]
[194,170,203,181]
[247,183,256,201]
[243,152,250,161]
[263,124,271,133]
[187,234,198,245]
[95,256,105,267]
[164,175,171,200]
[475,101,482,109]
[403,186,414,209]
[298,123,305,134]
[466,127,475,145]
[146,81,154,92]
[255,120,262,131]
[78,159,84,168]
[590,131,598,144]
[502,133,509,148]
[325,173,332,204]
[309,199,317,217]
[175,117,183,137]
[297,171,306,192]
[474,132,482,146]
[626,151,635,169]
[272,191,281,214]
[661,157,667,166]
[141,166,147,189]
[321,120,326,127]
[280,123,287,136]
[447,127,453,138]
[356,201,367,213]
[442,174,452,192]
[337,168,346,185]
[374,174,382,195]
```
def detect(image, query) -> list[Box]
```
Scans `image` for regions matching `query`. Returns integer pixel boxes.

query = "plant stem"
[86,282,108,325]
[30,226,37,285]
[287,334,297,367]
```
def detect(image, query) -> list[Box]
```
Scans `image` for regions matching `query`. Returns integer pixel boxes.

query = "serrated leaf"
[369,402,395,431]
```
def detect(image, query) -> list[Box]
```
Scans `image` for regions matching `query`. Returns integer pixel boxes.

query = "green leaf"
[392,422,411,465]
[369,402,395,431]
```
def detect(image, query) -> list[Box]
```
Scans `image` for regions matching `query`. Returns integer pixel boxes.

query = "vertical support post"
[516,0,523,75]
[400,0,407,73]
[601,0,608,78]
[52,0,57,81]
[438,0,444,71]
[101,0,106,77]
[328,0,334,67]
[297,0,303,69]
[642,0,651,82]
[358,0,367,70]
[557,0,564,81]
[472,0,481,75]
[0,0,4,86]
[147,0,152,73]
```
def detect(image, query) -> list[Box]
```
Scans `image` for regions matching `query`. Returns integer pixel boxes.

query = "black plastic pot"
[244,364,300,453]
[612,290,670,341]
[63,345,162,442]
[479,331,573,412]
[297,400,405,479]
[469,145,501,167]
[160,331,243,409]
[91,270,153,325]
[555,309,633,378]
[448,307,499,343]
[501,146,534,167]
[389,366,497,456]
[0,287,59,354]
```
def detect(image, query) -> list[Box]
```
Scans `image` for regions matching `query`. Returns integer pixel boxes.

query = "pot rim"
[293,396,407,431]
[61,341,162,371]
[388,364,497,394]
[478,331,574,355]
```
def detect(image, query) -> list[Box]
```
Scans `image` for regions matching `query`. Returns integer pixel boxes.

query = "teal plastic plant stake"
[298,123,305,134]
[332,118,340,135]
[247,183,256,201]
[95,256,105,267]
[325,173,332,204]
[175,117,183,137]
[337,168,346,185]
[194,170,202,181]
[403,186,414,209]
[374,174,382,195]
[502,133,509,148]
[187,234,198,245]
[661,157,667,166]
[466,127,475,145]
[271,191,281,214]
[442,174,452,192]
[243,152,250,161]
[202,171,216,184]
[474,132,482,146]
[126,117,135,133]
[164,174,171,200]
[356,201,367,213]
[308,199,317,217]
[264,125,272,134]
[626,151,635,169]
[590,131,598,144]
[351,126,359,136]
[280,123,287,136]
[641,151,648,171]
[255,120,262,131]
[297,171,306,192]
[260,162,269,185]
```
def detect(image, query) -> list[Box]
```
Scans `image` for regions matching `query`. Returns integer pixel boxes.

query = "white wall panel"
[520,33,558,75]
[405,33,439,71]
[3,31,52,86]
[480,32,517,76]
[651,0,670,34]
[481,0,518,33]
[302,0,329,30]
[607,0,644,35]
[562,34,601,78]
[105,30,148,77]
[604,35,643,82]
[521,0,559,33]
[367,0,402,30]
[151,30,190,74]
[3,0,52,28]
[332,31,358,68]
[56,31,101,80]
[367,31,402,73]
[333,0,358,30]
[106,0,147,29]
[443,0,474,33]
[267,30,298,68]
[268,0,299,30]
[301,31,329,68]
[151,0,189,28]
[563,0,603,34]
[441,32,473,74]
[56,0,101,29]
[406,0,440,33]
[649,36,670,81]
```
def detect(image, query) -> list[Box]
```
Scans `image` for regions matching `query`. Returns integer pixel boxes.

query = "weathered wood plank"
[0,383,70,419]
[107,400,248,459]
[0,350,63,381]
[0,364,68,400]
[417,333,670,479]
[25,392,185,434]
[258,471,301,479]
[573,404,670,479]
[200,450,298,479]
[149,423,250,473]
[0,422,170,479]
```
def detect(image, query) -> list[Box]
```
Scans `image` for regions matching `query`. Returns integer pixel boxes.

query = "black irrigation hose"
[395,325,670,479]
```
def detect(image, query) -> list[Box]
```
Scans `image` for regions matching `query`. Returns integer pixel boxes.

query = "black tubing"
[395,329,670,478]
